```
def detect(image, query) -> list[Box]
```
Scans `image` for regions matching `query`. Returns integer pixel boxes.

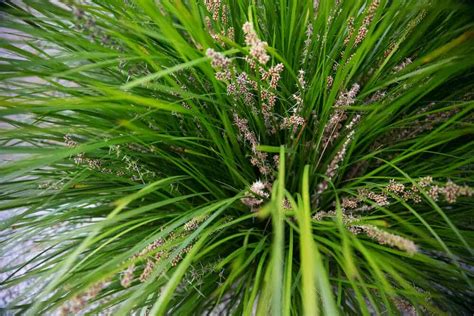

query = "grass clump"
[1,0,473,314]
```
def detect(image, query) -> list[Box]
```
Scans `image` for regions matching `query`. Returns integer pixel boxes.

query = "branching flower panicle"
[344,0,380,46]
[233,113,273,176]
[302,23,314,61]
[261,63,284,89]
[206,48,232,80]
[242,21,270,66]
[241,180,271,210]
[316,130,355,196]
[322,83,360,147]
[313,211,417,255]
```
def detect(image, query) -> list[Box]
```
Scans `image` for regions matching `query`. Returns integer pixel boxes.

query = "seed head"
[242,22,270,65]
[358,225,417,255]
[386,179,405,194]
[250,180,270,198]
[206,48,231,69]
